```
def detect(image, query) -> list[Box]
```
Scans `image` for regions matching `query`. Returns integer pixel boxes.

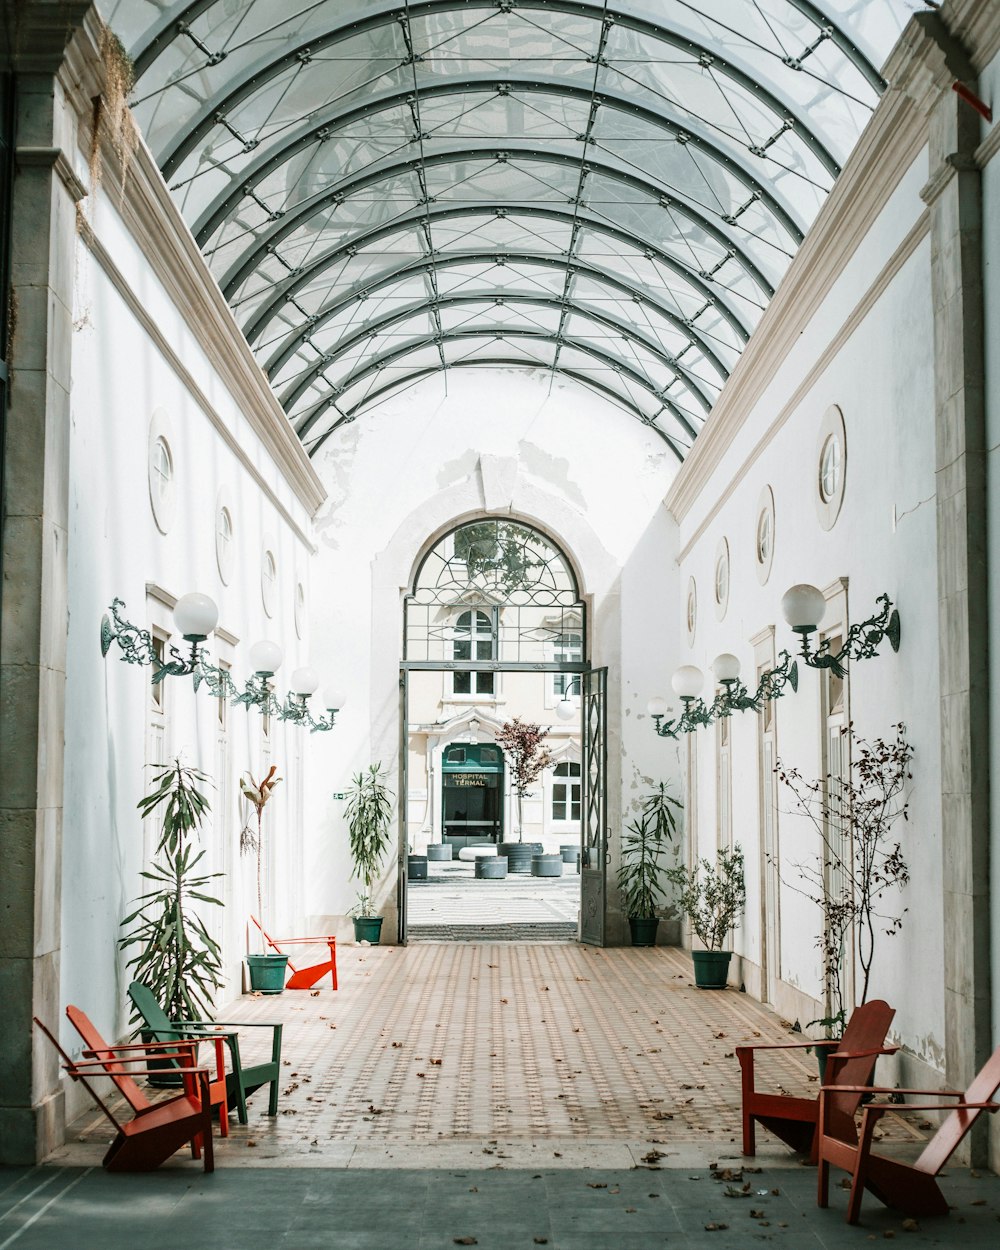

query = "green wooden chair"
[128,981,283,1123]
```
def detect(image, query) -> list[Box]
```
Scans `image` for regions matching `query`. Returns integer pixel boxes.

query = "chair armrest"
[827,1046,899,1061]
[862,1100,999,1114]
[736,1039,839,1054]
[822,1085,963,1096]
[71,1051,198,1068]
[82,1039,200,1055]
[66,1065,211,1078]
[175,1019,281,1031]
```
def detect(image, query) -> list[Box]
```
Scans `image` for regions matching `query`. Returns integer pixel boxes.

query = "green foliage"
[345,764,394,916]
[495,717,553,841]
[454,521,544,592]
[666,844,746,951]
[120,761,223,1022]
[617,782,683,919]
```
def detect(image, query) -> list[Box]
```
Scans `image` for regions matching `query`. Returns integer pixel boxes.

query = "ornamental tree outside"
[495,716,554,842]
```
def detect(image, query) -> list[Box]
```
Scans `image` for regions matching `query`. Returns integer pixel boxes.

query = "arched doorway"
[399,517,607,944]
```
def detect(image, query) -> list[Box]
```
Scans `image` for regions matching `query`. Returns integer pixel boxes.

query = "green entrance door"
[441,743,504,849]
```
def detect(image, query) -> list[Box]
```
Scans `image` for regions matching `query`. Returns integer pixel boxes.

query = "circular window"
[294,581,305,639]
[261,548,278,618]
[686,577,697,645]
[215,491,234,585]
[816,405,847,530]
[755,485,775,585]
[147,411,176,534]
[714,538,730,620]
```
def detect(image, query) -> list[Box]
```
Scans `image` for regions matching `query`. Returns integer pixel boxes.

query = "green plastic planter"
[353,915,383,944]
[628,916,659,947]
[691,949,732,989]
[246,953,289,994]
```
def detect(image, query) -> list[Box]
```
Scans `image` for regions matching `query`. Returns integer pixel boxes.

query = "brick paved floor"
[408,867,579,939]
[56,945,927,1170]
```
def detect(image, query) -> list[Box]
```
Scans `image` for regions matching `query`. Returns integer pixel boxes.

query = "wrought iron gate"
[580,667,608,946]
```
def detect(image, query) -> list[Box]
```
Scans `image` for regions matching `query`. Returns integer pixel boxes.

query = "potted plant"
[345,763,394,943]
[775,723,913,1072]
[617,781,683,946]
[666,844,746,988]
[120,760,224,1022]
[240,765,287,992]
[495,717,552,872]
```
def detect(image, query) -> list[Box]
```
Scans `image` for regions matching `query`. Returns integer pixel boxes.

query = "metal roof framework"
[110,0,909,454]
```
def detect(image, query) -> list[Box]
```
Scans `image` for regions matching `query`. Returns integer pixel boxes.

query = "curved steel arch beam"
[279,292,717,415]
[224,143,786,304]
[295,327,700,444]
[262,223,738,376]
[150,0,859,182]
[194,74,824,249]
[252,248,744,382]
[308,360,687,461]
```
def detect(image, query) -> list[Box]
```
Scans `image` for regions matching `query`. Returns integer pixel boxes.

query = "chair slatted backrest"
[822,1000,896,1143]
[33,1016,125,1131]
[916,1046,1000,1175]
[250,916,298,972]
[129,981,175,1039]
[66,1005,151,1114]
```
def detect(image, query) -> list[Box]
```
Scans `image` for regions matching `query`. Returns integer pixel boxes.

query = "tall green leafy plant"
[119,760,224,1021]
[617,782,683,919]
[345,764,394,918]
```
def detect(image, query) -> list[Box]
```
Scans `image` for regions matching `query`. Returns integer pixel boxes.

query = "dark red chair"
[737,999,896,1161]
[817,1044,1000,1223]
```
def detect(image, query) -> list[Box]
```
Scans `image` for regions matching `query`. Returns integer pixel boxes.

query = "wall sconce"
[781,585,900,679]
[283,668,345,732]
[102,593,219,680]
[555,675,583,721]
[101,598,339,732]
[648,650,798,739]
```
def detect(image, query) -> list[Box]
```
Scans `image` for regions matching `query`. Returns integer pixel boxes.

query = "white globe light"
[324,686,346,712]
[173,592,218,639]
[646,696,669,718]
[249,639,283,676]
[711,653,741,683]
[555,698,577,721]
[781,583,827,631]
[290,666,319,697]
[671,665,704,700]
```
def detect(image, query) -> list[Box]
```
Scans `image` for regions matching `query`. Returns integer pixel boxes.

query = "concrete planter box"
[500,841,542,873]
[531,854,563,878]
[426,844,453,862]
[475,856,508,879]
[408,854,428,881]
[559,844,580,866]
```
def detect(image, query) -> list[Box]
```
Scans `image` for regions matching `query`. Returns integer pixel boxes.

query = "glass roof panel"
[115,0,910,457]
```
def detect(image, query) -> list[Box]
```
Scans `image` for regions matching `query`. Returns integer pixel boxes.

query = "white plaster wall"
[672,211,943,1063]
[61,186,317,1079]
[306,368,680,939]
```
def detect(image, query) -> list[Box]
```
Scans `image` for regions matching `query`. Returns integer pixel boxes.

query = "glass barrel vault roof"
[107,0,914,460]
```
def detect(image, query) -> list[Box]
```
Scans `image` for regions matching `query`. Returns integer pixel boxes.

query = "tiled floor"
[25,944,1000,1247]
[55,944,925,1168]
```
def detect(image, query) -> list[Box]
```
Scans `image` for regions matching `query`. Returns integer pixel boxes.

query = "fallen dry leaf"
[586,1182,607,1189]
[309,990,320,997]
[704,1223,729,1232]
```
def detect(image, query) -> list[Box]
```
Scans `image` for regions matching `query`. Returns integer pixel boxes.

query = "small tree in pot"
[345,764,394,944]
[496,716,552,871]
[666,844,746,988]
[240,765,286,991]
[617,782,683,947]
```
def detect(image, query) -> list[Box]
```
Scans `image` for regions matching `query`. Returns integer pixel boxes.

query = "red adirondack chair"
[34,1014,215,1172]
[67,1004,230,1135]
[817,1044,1000,1223]
[737,999,896,1161]
[250,915,338,990]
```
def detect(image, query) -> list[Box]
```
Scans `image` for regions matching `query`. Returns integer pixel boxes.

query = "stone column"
[0,0,90,1164]
[908,13,991,1163]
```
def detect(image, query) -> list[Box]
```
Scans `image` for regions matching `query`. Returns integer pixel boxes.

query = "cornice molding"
[59,16,327,520]
[0,0,90,73]
[15,146,87,201]
[666,77,928,523]
[943,0,1000,71]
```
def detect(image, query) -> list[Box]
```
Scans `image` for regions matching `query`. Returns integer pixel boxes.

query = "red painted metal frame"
[250,915,338,990]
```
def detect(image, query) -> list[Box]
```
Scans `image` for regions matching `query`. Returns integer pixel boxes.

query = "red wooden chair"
[67,1004,230,1135]
[817,1044,1000,1223]
[737,999,896,1162]
[250,915,338,990]
[34,1014,215,1172]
